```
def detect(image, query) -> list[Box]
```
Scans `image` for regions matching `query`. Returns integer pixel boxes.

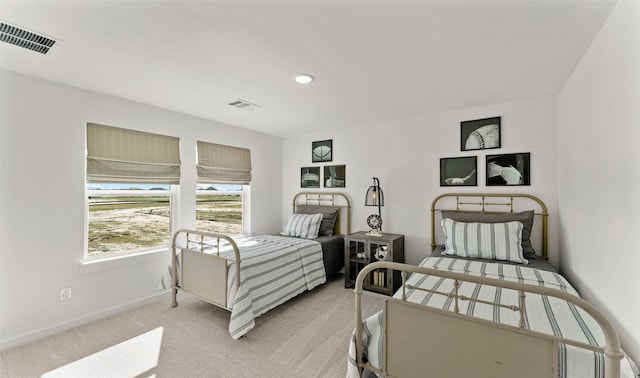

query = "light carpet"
[1,276,381,378]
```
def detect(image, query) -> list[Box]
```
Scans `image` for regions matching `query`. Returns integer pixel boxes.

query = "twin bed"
[348,193,638,378]
[166,192,351,339]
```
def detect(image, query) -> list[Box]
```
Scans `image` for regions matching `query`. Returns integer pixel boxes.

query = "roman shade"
[86,123,181,184]
[197,141,252,184]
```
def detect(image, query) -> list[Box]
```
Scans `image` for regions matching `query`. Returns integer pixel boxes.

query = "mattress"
[316,234,345,278]
[429,247,557,272]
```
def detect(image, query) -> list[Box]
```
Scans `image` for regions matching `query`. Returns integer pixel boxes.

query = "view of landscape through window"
[87,183,243,258]
[196,184,243,234]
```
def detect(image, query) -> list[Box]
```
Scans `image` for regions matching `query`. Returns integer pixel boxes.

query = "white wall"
[283,96,559,266]
[558,0,639,363]
[0,70,283,349]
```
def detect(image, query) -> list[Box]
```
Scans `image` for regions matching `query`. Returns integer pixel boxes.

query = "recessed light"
[294,74,315,84]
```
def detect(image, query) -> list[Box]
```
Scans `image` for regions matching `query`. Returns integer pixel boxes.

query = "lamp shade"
[365,178,384,207]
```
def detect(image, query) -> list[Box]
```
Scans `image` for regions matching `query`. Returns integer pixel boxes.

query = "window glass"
[87,183,173,258]
[196,184,243,234]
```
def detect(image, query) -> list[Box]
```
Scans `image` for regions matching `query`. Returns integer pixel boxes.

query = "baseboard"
[0,291,171,351]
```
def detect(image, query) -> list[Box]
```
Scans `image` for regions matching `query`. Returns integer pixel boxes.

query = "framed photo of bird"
[440,156,477,186]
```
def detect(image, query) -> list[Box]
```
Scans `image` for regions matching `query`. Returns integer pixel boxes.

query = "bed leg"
[171,289,178,308]
[171,244,178,308]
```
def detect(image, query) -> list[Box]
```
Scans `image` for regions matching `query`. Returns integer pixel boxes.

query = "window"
[87,183,176,258]
[195,140,252,234]
[196,184,244,234]
[86,123,181,259]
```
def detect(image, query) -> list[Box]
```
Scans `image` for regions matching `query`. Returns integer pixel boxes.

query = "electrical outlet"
[60,287,72,301]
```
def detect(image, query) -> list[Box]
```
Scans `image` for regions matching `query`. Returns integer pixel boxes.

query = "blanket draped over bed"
[347,256,638,378]
[162,234,326,339]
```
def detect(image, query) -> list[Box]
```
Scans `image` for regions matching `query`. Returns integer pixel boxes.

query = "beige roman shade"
[86,123,181,184]
[197,141,252,184]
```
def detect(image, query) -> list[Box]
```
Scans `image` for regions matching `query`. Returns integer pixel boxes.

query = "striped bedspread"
[225,235,326,338]
[162,234,326,339]
[347,256,638,377]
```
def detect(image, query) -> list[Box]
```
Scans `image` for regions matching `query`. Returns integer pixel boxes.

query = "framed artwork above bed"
[300,166,320,188]
[460,116,501,151]
[312,139,332,163]
[440,156,477,186]
[324,165,345,188]
[486,152,530,186]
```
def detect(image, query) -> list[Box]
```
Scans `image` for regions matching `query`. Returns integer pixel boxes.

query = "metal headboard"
[292,191,351,236]
[431,193,549,260]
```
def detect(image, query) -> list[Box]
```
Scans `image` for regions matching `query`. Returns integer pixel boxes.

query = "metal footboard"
[170,229,241,310]
[353,261,624,377]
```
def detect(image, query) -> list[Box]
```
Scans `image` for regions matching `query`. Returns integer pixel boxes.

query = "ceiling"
[0,0,616,138]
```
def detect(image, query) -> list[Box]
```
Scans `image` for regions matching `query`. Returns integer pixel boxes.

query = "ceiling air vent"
[0,21,58,54]
[227,99,260,111]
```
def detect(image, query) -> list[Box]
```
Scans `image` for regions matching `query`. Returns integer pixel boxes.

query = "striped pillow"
[282,213,323,239]
[295,205,339,236]
[441,210,536,257]
[441,218,528,264]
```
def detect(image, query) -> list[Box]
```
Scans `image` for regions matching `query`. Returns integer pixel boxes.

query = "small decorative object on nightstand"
[344,231,404,296]
[364,177,384,236]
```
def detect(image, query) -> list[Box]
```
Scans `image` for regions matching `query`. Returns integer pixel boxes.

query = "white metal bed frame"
[170,191,351,310]
[352,193,625,377]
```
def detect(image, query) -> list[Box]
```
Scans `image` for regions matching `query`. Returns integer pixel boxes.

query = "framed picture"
[486,152,530,186]
[312,139,333,163]
[300,166,320,188]
[461,116,501,151]
[323,165,345,188]
[440,156,477,186]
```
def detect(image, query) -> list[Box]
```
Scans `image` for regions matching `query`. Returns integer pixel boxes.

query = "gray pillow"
[441,210,536,257]
[296,205,339,236]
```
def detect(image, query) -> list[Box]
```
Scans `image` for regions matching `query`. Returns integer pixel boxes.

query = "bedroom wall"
[282,95,559,267]
[558,0,639,363]
[0,70,283,349]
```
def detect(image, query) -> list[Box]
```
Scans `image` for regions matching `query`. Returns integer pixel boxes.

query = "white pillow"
[282,213,323,239]
[441,218,528,264]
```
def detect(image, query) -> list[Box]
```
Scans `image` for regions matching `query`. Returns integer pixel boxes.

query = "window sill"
[79,247,170,275]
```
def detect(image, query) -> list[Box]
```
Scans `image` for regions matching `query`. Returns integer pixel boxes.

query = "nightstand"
[344,231,404,296]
